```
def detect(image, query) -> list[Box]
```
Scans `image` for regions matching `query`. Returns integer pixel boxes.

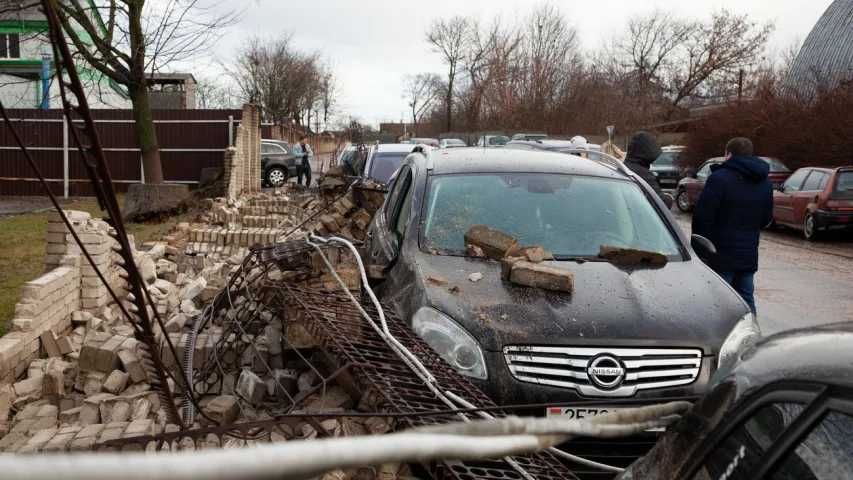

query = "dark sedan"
[617,322,853,479]
[261,140,297,187]
[675,157,791,213]
[364,147,756,414]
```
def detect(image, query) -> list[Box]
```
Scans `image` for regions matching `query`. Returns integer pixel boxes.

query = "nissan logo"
[587,355,626,389]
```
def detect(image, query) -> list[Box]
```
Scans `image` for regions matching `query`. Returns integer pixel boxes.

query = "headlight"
[412,307,488,380]
[718,312,761,368]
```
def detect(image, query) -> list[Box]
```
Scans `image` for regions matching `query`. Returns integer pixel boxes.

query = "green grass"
[0,195,186,334]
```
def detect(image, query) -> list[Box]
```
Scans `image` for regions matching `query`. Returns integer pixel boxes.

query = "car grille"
[503,346,703,397]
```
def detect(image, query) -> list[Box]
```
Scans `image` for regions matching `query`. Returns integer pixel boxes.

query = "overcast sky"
[187,0,835,128]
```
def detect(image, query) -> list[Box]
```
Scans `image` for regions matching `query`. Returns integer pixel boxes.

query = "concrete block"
[80,393,116,425]
[83,371,108,396]
[164,313,187,333]
[40,331,61,358]
[178,277,207,301]
[100,399,131,423]
[13,376,43,398]
[60,407,82,424]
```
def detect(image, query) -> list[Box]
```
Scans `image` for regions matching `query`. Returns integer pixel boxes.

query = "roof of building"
[146,73,197,85]
[786,0,853,98]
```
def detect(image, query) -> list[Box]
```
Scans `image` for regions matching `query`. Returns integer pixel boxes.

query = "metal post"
[62,115,69,198]
[140,154,145,184]
[228,115,234,146]
[40,55,51,109]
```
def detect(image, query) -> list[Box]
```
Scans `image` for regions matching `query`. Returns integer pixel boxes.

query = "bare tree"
[426,16,470,131]
[614,10,691,96]
[402,73,441,133]
[227,35,329,127]
[196,75,240,109]
[43,0,242,184]
[319,64,338,125]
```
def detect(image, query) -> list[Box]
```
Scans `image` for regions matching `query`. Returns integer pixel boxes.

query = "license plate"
[547,406,625,420]
[547,406,665,431]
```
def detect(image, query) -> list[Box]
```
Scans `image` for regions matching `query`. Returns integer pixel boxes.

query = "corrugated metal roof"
[786,0,853,98]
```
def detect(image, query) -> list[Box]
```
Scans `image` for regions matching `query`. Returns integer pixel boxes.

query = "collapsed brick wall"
[223,103,263,200]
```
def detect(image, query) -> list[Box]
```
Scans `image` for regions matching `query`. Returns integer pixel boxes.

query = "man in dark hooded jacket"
[624,131,673,209]
[692,137,773,315]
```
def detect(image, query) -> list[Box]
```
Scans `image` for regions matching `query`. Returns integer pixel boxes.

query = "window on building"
[0,34,21,59]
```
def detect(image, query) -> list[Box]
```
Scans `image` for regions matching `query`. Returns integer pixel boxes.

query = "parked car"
[772,166,853,240]
[617,322,853,480]
[674,157,791,213]
[362,143,433,184]
[261,140,297,187]
[474,135,510,147]
[438,138,467,149]
[650,146,686,192]
[363,147,757,466]
[410,137,440,147]
[510,133,549,141]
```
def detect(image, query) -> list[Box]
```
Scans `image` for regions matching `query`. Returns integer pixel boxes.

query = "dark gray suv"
[261,140,297,187]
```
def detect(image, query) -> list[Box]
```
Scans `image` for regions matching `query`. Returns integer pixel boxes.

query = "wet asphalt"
[671,210,853,336]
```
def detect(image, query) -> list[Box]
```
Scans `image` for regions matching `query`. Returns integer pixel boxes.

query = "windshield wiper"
[552,254,610,263]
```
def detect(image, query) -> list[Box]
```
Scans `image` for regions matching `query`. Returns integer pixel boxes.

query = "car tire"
[803,211,820,241]
[266,167,288,188]
[765,219,778,230]
[676,189,693,212]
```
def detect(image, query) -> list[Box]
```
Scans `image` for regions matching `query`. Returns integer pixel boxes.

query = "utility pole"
[737,69,745,103]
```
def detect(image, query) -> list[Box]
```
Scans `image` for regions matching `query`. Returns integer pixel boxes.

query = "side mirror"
[691,235,716,265]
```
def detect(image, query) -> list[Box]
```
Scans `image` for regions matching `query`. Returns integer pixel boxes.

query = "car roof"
[375,144,423,153]
[425,147,627,179]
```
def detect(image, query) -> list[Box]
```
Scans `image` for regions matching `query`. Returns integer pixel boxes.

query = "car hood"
[411,253,747,354]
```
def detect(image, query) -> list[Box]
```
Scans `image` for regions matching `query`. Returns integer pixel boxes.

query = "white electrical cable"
[306,236,536,480]
[447,392,629,473]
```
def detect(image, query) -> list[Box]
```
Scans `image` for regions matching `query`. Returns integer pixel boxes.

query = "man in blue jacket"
[293,136,313,186]
[692,137,773,314]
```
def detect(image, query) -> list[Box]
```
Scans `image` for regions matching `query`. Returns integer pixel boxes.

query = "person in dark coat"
[623,131,673,209]
[691,137,774,315]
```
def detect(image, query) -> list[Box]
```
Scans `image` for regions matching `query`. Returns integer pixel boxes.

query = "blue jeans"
[718,271,756,315]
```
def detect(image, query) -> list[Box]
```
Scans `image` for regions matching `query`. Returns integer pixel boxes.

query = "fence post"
[140,154,145,184]
[228,115,234,147]
[62,115,69,198]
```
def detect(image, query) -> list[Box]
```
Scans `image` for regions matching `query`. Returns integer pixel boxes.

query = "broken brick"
[509,261,574,293]
[464,225,519,260]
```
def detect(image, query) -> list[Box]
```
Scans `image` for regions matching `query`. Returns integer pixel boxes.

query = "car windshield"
[654,152,676,166]
[421,173,681,258]
[489,136,509,146]
[445,139,465,145]
[369,152,409,183]
[762,157,790,172]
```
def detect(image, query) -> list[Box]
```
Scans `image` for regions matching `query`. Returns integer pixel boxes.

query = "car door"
[680,385,853,479]
[364,165,413,271]
[687,161,717,203]
[774,169,810,226]
[793,171,828,227]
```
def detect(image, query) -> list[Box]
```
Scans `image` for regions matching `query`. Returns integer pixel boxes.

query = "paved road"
[671,210,853,335]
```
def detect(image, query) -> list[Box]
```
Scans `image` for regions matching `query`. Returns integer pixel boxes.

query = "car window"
[383,166,410,217]
[801,172,826,192]
[692,403,806,480]
[762,157,790,173]
[388,169,413,242]
[655,152,676,166]
[768,410,853,480]
[697,163,715,180]
[369,152,409,183]
[504,143,530,150]
[262,144,282,154]
[421,173,681,258]
[835,171,853,192]
[782,170,810,193]
[394,175,416,240]
[817,174,830,191]
[489,136,509,146]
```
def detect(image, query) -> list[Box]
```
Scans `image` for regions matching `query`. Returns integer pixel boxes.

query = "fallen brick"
[511,245,548,263]
[509,261,574,293]
[0,432,28,452]
[164,313,187,333]
[306,386,354,413]
[118,349,147,384]
[56,336,75,355]
[13,376,43,398]
[179,277,207,301]
[202,395,238,425]
[464,225,519,260]
[60,407,82,424]
[102,370,130,395]
[83,371,108,396]
[100,400,131,423]
[16,427,58,453]
[235,370,266,406]
[80,393,116,425]
[500,256,522,280]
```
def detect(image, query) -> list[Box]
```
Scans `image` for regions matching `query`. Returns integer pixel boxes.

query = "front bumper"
[475,351,713,415]
[815,210,853,230]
